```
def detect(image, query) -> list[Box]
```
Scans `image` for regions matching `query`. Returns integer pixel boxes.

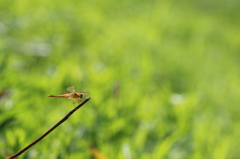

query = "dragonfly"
[48,86,89,105]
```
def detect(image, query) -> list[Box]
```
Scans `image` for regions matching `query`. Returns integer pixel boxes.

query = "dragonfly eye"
[80,94,83,98]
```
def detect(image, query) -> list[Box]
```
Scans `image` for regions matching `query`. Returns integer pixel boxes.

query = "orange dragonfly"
[48,86,89,105]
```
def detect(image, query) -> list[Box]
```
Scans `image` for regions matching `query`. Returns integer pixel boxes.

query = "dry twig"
[8,97,92,159]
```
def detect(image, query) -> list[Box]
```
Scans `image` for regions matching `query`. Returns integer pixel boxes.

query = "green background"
[1,0,240,158]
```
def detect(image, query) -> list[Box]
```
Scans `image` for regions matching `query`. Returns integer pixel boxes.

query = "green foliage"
[1,0,240,158]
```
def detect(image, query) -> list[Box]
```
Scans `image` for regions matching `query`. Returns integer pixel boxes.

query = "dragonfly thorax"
[74,92,83,98]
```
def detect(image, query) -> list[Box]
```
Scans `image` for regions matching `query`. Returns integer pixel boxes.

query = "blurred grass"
[1,0,240,158]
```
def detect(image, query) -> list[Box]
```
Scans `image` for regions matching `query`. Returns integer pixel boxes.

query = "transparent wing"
[66,86,75,93]
[75,92,90,94]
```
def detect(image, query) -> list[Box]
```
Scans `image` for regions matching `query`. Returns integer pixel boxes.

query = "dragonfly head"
[79,93,83,98]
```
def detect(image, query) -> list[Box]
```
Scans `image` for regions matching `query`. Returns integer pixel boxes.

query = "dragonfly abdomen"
[48,95,69,98]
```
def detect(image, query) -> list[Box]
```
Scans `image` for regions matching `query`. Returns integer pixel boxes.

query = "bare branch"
[8,97,92,159]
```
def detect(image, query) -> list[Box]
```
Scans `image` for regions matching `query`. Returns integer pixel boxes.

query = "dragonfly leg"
[73,100,77,107]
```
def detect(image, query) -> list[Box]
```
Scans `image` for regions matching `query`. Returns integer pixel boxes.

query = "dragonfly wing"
[76,92,90,94]
[67,86,75,93]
